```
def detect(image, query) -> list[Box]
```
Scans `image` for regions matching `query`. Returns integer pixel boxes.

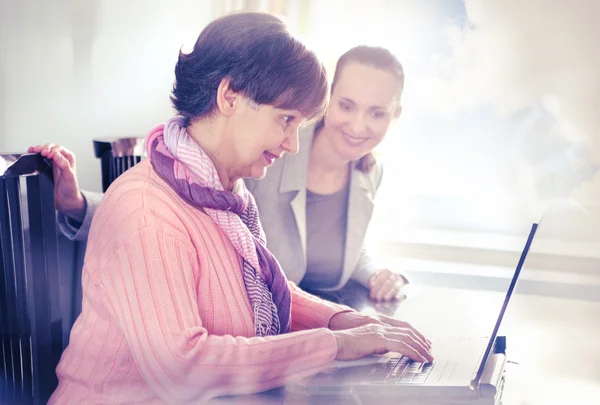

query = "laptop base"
[295,341,507,405]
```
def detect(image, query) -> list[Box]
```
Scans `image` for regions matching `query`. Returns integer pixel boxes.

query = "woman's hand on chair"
[28,144,86,222]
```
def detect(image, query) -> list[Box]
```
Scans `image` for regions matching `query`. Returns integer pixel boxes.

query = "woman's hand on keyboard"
[332,323,434,363]
[329,312,432,347]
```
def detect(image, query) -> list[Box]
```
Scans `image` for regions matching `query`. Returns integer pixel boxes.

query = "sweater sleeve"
[289,282,354,331]
[97,225,337,403]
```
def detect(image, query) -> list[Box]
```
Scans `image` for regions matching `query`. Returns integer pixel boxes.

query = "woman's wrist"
[328,311,374,330]
[61,192,87,223]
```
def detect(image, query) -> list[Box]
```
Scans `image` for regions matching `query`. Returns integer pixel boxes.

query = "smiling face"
[229,96,305,180]
[322,61,402,163]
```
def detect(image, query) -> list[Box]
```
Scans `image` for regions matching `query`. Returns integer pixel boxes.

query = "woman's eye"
[281,116,294,128]
[339,102,353,112]
[371,110,386,119]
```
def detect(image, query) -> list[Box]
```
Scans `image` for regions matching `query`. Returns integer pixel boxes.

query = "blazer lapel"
[278,126,315,268]
[341,168,375,286]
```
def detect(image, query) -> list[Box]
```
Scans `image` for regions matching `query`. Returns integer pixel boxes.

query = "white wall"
[2,0,598,246]
[0,0,213,191]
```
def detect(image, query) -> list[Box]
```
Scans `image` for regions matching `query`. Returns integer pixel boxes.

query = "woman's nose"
[282,128,300,155]
[349,113,368,136]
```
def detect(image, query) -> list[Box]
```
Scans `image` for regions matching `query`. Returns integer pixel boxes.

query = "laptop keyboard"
[375,356,434,384]
[373,337,485,385]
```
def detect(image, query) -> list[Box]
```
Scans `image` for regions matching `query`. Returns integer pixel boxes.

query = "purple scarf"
[145,117,291,335]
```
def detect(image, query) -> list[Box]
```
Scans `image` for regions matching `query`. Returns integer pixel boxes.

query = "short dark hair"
[326,46,404,173]
[171,12,329,126]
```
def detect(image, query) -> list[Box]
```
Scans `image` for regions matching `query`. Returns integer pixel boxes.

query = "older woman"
[43,12,431,404]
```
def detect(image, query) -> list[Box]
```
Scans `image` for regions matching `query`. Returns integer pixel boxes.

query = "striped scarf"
[145,117,291,336]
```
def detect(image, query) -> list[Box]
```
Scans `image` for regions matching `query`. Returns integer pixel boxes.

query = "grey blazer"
[245,125,384,290]
[58,127,385,290]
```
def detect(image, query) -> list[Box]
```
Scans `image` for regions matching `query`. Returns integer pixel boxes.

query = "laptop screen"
[469,222,539,389]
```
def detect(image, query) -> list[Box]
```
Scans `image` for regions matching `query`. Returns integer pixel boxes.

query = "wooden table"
[210,284,600,405]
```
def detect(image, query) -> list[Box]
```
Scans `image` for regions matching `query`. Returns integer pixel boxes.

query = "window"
[300,0,600,275]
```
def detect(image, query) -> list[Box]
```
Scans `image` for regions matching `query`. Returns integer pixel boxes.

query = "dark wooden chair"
[0,153,63,405]
[93,137,145,192]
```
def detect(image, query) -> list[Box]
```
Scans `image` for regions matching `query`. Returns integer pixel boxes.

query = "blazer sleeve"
[57,190,103,241]
[350,246,384,287]
[349,163,388,287]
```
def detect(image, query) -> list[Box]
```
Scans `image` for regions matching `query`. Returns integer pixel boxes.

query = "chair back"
[93,137,145,192]
[0,153,63,405]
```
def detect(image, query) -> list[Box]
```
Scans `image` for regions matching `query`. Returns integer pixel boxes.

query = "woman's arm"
[350,245,383,287]
[288,282,354,331]
[57,190,102,241]
[350,163,409,300]
[98,225,338,403]
[350,162,385,287]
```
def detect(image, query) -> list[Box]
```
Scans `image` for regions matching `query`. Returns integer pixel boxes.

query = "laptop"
[303,222,539,402]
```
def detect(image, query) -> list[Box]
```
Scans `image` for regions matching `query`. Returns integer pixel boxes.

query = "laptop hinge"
[469,335,506,390]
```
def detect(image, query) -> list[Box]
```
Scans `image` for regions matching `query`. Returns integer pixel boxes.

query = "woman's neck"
[186,118,239,191]
[309,125,351,177]
[307,125,351,194]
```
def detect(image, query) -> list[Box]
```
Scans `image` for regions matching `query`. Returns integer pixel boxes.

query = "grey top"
[245,124,388,291]
[300,184,350,290]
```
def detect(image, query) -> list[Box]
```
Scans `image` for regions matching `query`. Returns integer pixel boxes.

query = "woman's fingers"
[27,144,45,154]
[27,144,76,171]
[384,337,432,363]
[387,330,434,363]
[370,270,406,301]
[334,324,434,363]
[377,315,432,347]
[379,279,400,301]
[52,150,71,170]
[47,144,62,159]
[41,143,55,155]
[370,274,391,300]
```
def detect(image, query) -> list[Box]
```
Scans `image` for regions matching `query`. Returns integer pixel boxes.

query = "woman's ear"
[393,105,403,119]
[216,77,237,116]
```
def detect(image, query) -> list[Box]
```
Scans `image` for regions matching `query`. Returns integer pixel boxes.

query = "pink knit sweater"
[49,160,349,404]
